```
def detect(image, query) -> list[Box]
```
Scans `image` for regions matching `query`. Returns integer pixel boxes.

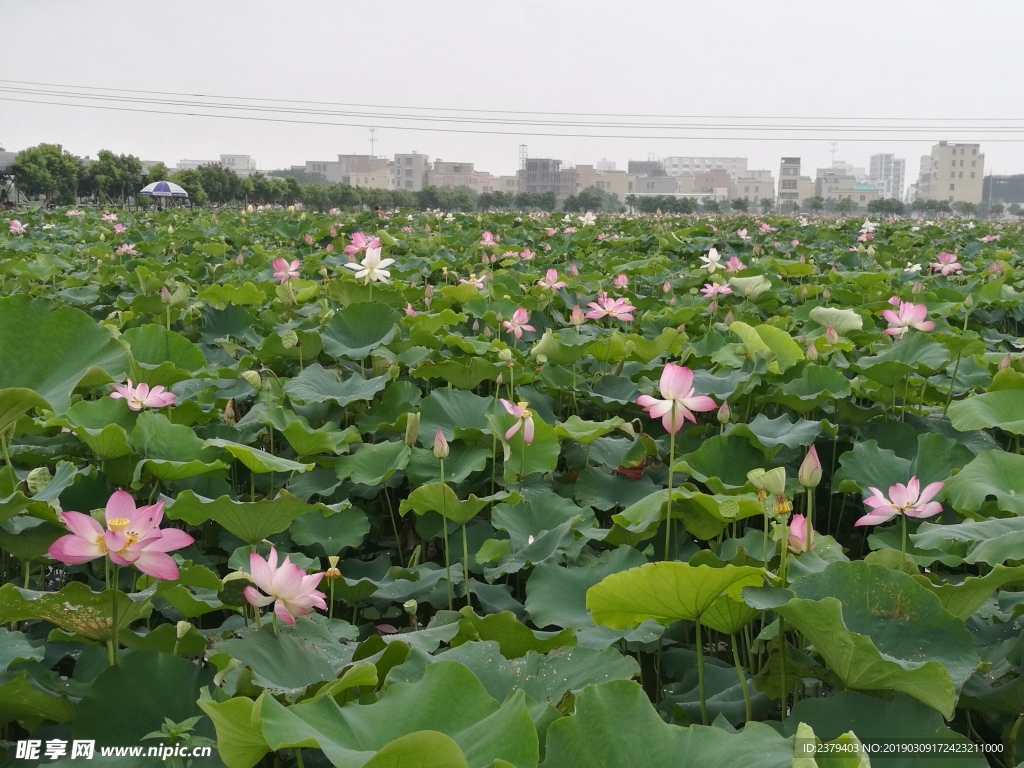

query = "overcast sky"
[3,0,1024,182]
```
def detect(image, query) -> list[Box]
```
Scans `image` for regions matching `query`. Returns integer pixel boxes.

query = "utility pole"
[369,128,376,157]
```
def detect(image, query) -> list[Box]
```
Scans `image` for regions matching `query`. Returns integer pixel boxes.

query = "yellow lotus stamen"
[773,494,792,516]
[107,517,130,532]
[94,534,108,554]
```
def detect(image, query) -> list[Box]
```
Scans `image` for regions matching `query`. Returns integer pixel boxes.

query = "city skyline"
[4,0,1024,183]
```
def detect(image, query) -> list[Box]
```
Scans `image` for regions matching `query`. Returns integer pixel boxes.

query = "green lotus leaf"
[0,583,151,641]
[204,438,314,474]
[283,364,389,407]
[808,306,864,335]
[258,661,537,768]
[948,390,1024,435]
[914,516,1024,566]
[336,440,411,487]
[165,489,323,543]
[120,323,207,371]
[541,679,796,768]
[0,296,129,414]
[942,449,1024,516]
[321,302,401,359]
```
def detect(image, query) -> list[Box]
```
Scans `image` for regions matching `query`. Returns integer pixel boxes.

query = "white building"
[869,153,906,200]
[663,156,748,181]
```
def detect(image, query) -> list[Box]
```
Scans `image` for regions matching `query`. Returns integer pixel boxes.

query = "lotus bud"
[663,281,671,293]
[222,398,236,426]
[237,252,244,264]
[326,243,334,252]
[404,412,421,448]
[787,514,816,553]
[246,204,254,212]
[424,284,433,298]
[160,286,172,304]
[911,281,924,295]
[807,340,819,361]
[569,264,579,276]
[723,310,734,324]
[483,325,491,337]
[800,286,808,298]
[433,428,449,459]
[167,226,174,234]
[288,205,295,212]
[798,445,822,488]
[176,620,193,640]
[241,370,262,389]
[570,305,585,327]
[304,233,313,245]
[1000,354,1012,370]
[325,555,341,579]
[964,294,974,309]
[498,348,513,362]
[822,288,830,300]
[708,299,718,314]
[717,401,730,425]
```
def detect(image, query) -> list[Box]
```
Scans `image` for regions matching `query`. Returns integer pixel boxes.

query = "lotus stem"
[732,635,752,724]
[440,459,453,611]
[665,420,676,561]
[695,617,708,725]
[461,523,472,607]
[900,512,907,566]
[108,566,120,667]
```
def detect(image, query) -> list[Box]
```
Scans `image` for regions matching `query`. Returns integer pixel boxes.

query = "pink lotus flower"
[272,258,301,283]
[855,477,944,527]
[101,212,118,222]
[585,297,636,322]
[9,220,26,235]
[759,222,776,233]
[115,243,138,256]
[343,231,381,256]
[113,223,127,234]
[569,305,586,327]
[48,490,193,580]
[931,252,962,275]
[404,302,417,316]
[546,228,557,236]
[736,228,750,241]
[244,547,327,626]
[65,209,82,217]
[537,269,567,291]
[787,514,816,553]
[519,247,535,261]
[460,273,485,289]
[724,256,746,273]
[980,234,999,243]
[110,379,177,411]
[502,307,535,338]
[700,283,733,298]
[636,363,717,434]
[563,227,577,234]
[480,231,496,246]
[500,399,535,443]
[612,274,629,289]
[883,302,936,338]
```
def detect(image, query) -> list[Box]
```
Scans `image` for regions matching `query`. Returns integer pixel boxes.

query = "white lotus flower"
[904,262,922,273]
[860,219,877,234]
[578,211,597,226]
[343,246,395,284]
[700,247,722,273]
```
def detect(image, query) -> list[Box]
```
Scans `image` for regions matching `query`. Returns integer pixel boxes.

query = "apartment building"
[663,156,748,181]
[914,142,985,204]
[394,152,431,192]
[219,154,258,177]
[517,158,575,199]
[983,175,1024,206]
[778,157,815,208]
[730,173,777,207]
[868,153,906,200]
[427,161,480,190]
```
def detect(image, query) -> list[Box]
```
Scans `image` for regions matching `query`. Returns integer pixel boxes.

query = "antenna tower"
[829,142,838,164]
[369,128,376,156]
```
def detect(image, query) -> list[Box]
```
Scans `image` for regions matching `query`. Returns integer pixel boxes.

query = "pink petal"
[249,550,275,590]
[62,510,103,540]
[104,490,138,525]
[523,416,535,444]
[274,600,297,626]
[138,528,195,552]
[505,421,522,441]
[916,481,944,507]
[681,395,717,413]
[659,364,693,400]
[244,586,275,608]
[49,534,104,565]
[854,509,897,527]
[130,551,180,581]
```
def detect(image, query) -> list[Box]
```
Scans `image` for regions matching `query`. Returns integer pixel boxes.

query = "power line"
[3,95,1022,143]
[8,84,1024,133]
[2,77,1023,123]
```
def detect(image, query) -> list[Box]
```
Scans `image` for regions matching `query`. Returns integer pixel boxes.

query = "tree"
[835,198,855,215]
[170,169,208,205]
[759,197,774,214]
[867,198,905,216]
[702,198,720,213]
[194,164,243,205]
[990,202,1005,219]
[143,162,171,185]
[1009,203,1023,219]
[805,196,825,212]
[952,201,977,217]
[730,198,748,212]
[13,143,83,206]
[265,168,328,185]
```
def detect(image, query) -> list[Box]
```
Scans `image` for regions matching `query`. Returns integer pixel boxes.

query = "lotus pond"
[2,207,1024,767]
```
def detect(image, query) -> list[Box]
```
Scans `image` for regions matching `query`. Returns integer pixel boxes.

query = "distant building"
[427,160,480,190]
[663,156,748,181]
[983,175,1024,206]
[730,173,777,207]
[778,157,814,208]
[634,176,683,195]
[220,154,258,176]
[627,159,665,177]
[914,142,984,204]
[595,158,617,171]
[176,159,215,171]
[868,154,906,200]
[517,157,574,199]
[493,175,520,195]
[394,152,431,192]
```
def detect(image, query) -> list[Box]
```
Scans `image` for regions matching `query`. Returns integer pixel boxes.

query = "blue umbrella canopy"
[140,180,189,198]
